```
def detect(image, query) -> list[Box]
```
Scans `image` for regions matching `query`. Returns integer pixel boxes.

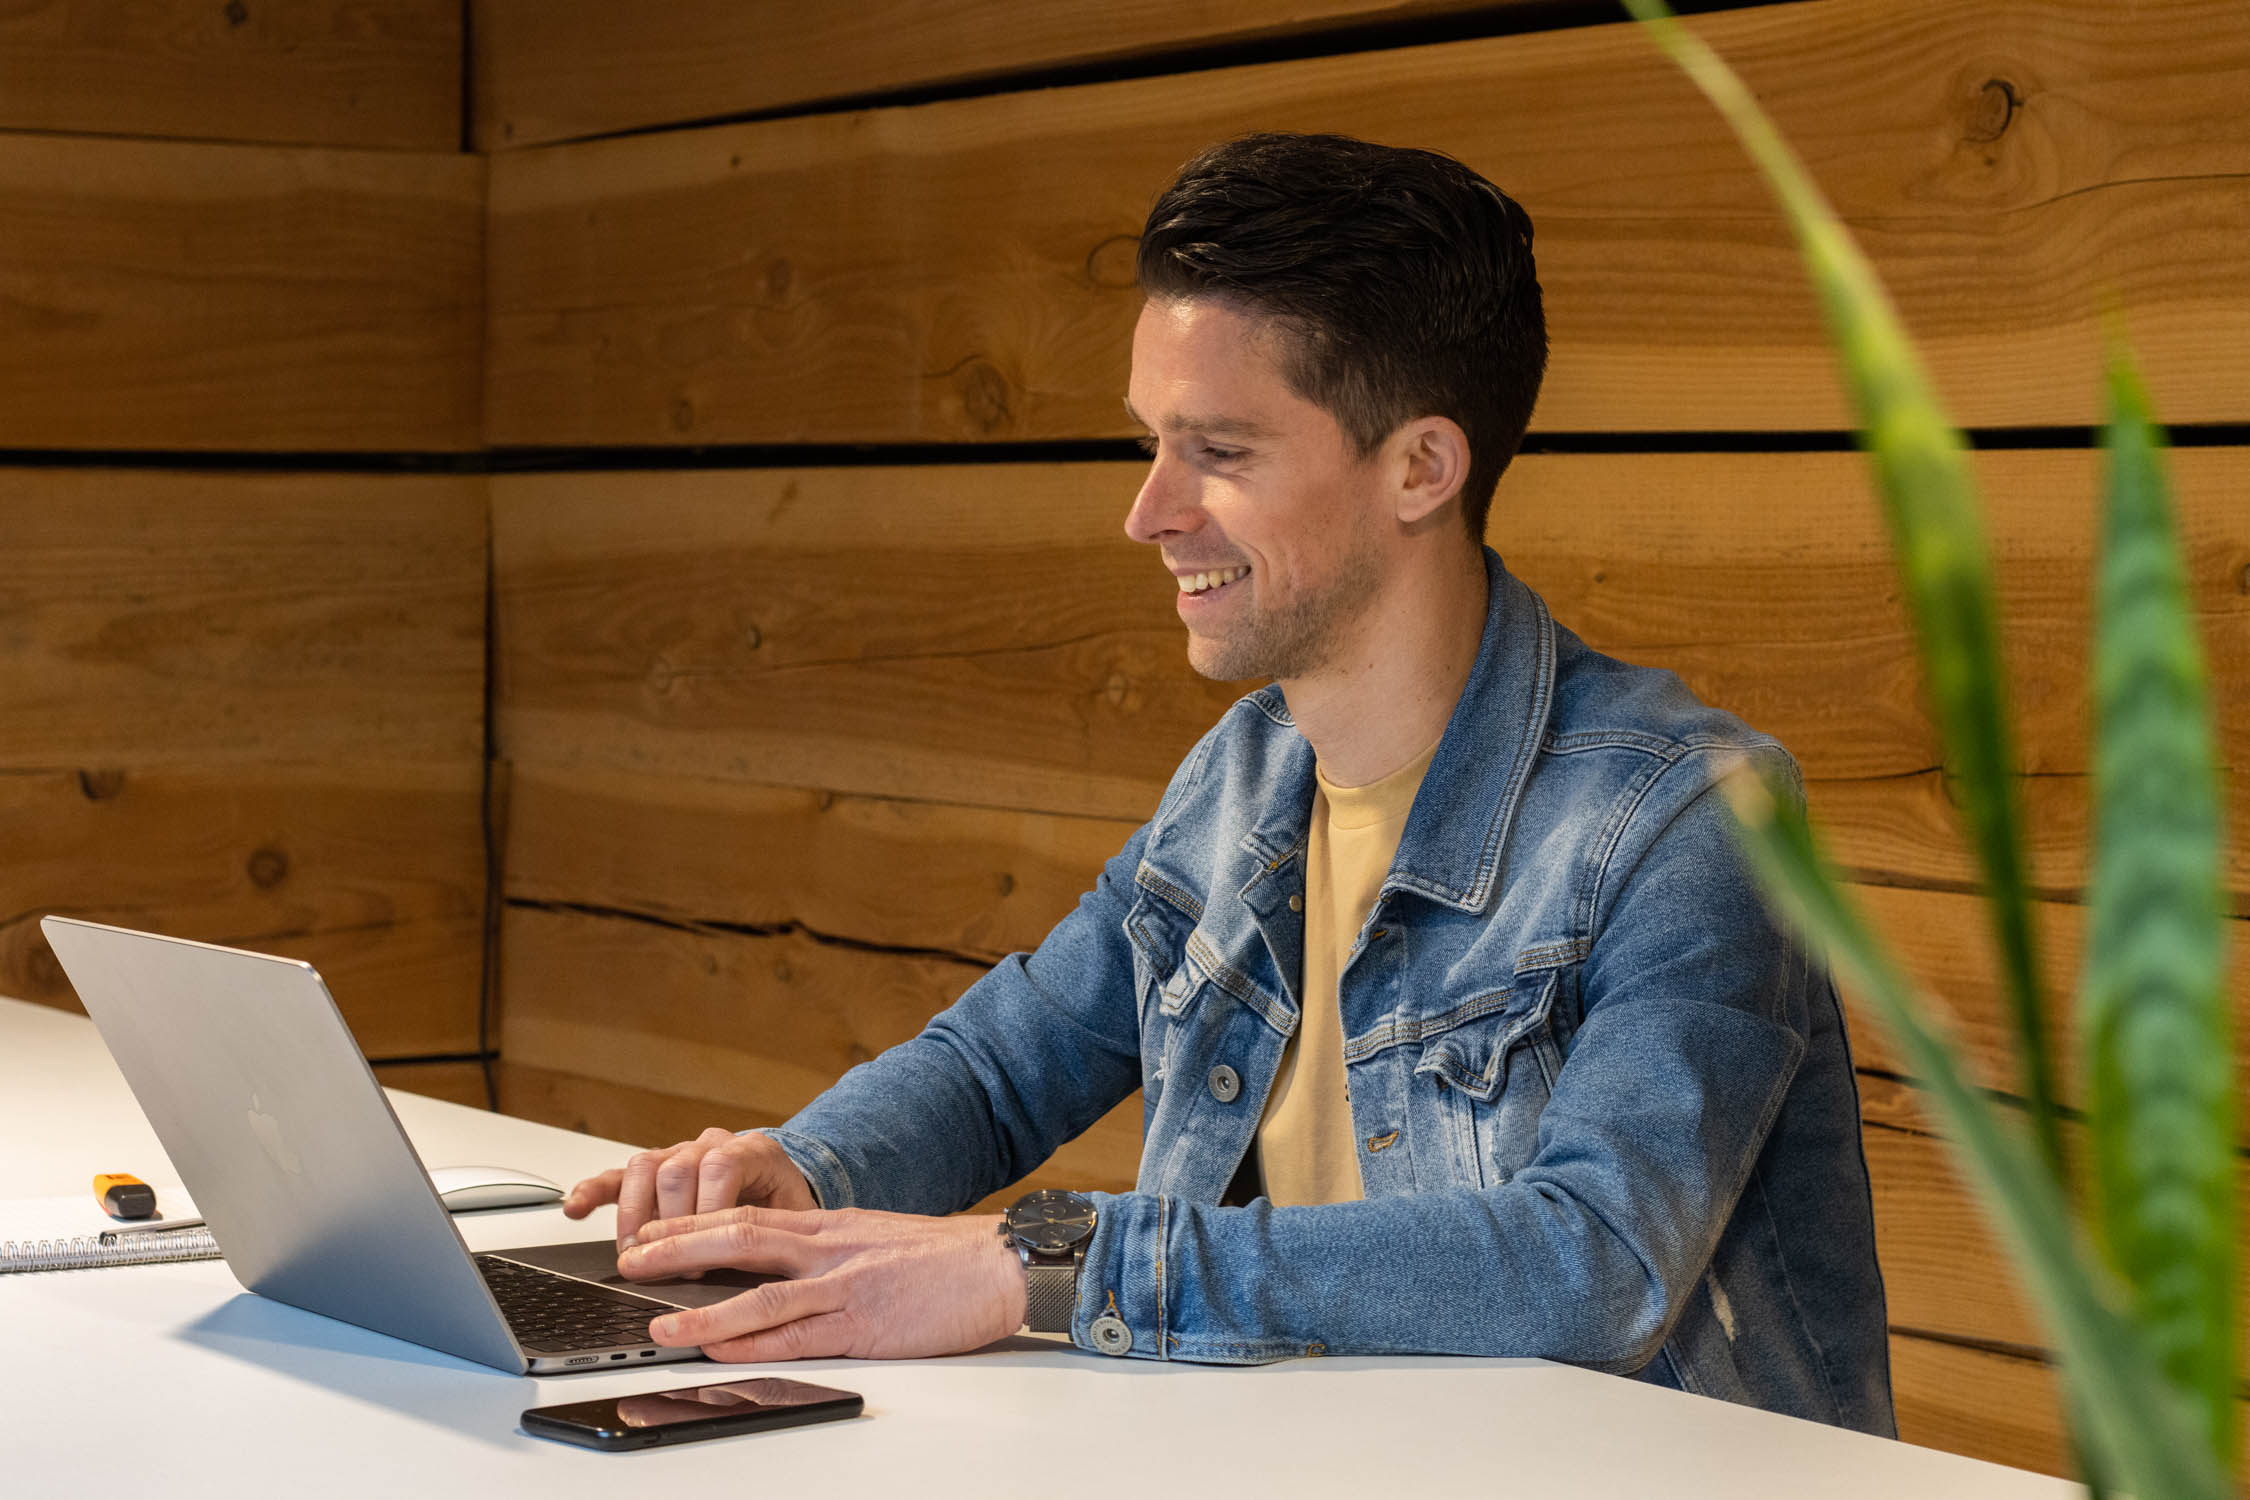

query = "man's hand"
[616,1205,1030,1362]
[562,1127,817,1248]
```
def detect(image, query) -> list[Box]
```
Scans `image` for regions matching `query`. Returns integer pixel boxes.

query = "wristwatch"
[1001,1188,1096,1333]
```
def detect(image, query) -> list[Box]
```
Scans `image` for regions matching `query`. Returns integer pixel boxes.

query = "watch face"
[1007,1189,1096,1254]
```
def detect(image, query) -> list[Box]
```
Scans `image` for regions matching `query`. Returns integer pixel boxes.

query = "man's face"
[1123,297,1386,684]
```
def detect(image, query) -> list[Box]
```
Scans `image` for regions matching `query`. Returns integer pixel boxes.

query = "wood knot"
[224,0,249,26]
[763,258,793,301]
[1965,78,2020,145]
[743,622,763,650]
[1083,232,1141,291]
[772,959,795,984]
[670,395,697,432]
[956,358,1012,433]
[247,847,290,889]
[994,871,1016,898]
[28,942,66,994]
[2237,562,2250,595]
[77,769,126,802]
[1104,670,1130,708]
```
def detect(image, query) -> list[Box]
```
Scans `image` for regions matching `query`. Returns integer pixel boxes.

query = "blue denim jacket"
[768,551,1894,1436]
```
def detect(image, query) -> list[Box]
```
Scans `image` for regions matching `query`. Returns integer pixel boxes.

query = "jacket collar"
[1240,548,1556,915]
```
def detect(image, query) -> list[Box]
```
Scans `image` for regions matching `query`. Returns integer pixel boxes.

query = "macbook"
[42,915,771,1374]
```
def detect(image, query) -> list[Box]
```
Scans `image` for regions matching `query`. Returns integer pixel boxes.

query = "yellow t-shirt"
[1255,738,1440,1206]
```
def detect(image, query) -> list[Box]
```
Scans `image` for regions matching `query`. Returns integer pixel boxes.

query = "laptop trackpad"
[500,1239,782,1311]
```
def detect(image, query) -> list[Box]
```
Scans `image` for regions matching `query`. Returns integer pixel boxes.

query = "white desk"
[1,995,2078,1498]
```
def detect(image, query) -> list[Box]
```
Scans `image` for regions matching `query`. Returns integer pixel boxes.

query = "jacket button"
[1207,1064,1242,1103]
[1287,893,1303,913]
[1090,1315,1133,1356]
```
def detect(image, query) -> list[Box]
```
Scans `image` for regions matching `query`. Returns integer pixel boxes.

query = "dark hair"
[1137,132,1547,539]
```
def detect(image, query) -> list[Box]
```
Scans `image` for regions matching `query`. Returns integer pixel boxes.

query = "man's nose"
[1124,455,1198,545]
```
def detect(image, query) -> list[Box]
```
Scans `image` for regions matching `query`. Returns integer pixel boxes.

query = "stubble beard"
[1185,547,1383,684]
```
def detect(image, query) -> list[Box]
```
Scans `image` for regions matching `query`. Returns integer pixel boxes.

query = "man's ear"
[1390,416,1471,527]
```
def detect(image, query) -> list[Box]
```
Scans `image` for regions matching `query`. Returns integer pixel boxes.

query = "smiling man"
[564,132,1894,1435]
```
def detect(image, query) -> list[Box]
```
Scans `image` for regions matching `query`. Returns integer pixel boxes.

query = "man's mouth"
[1178,565,1250,596]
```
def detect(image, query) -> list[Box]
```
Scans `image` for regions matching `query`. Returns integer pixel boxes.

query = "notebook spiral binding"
[1,1226,221,1274]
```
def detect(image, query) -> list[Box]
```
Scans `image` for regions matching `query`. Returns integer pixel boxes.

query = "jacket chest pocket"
[1411,969,1567,1189]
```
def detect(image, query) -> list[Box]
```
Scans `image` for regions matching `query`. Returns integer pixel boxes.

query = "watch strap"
[1021,1258,1078,1333]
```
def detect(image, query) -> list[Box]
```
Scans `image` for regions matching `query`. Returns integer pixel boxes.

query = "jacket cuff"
[1077,1191,1167,1359]
[746,1127,855,1210]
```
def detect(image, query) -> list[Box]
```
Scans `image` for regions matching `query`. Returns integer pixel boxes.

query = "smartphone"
[521,1376,863,1451]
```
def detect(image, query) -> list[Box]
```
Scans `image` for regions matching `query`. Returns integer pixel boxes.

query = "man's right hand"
[563,1127,818,1247]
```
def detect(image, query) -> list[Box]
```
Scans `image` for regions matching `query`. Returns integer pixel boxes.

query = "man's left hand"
[617,1205,1030,1362]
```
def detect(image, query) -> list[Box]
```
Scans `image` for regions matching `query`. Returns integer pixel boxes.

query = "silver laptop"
[42,915,772,1375]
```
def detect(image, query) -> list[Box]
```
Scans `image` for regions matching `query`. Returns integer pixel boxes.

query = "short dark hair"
[1137,132,1547,539]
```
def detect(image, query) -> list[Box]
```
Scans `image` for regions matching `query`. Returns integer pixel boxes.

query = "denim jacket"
[768,550,1894,1436]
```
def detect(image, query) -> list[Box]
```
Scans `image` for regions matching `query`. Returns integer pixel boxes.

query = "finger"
[620,1212,824,1283]
[613,1146,675,1248]
[653,1142,707,1227]
[648,1276,845,1351]
[701,1310,858,1365]
[561,1168,621,1219]
[632,1201,830,1248]
[695,1132,750,1217]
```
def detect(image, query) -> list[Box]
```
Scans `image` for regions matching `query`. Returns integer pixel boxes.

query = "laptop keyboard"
[474,1253,671,1353]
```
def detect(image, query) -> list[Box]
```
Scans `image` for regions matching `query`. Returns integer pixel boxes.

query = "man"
[565,132,1894,1435]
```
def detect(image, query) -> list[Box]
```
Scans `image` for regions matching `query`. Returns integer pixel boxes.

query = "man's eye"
[1202,446,1244,464]
[1134,434,1158,457]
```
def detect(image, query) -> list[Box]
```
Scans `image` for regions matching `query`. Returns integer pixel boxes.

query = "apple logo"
[246,1092,304,1176]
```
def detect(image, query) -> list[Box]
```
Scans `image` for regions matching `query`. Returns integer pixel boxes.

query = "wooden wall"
[0,1,490,1108]
[479,0,2250,1478]
[12,0,2243,1483]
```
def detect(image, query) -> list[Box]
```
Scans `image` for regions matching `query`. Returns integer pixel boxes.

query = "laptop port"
[610,1352,627,1360]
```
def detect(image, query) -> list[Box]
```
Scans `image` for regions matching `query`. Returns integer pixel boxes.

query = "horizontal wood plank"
[0,762,485,1056]
[0,1,460,149]
[495,1060,1138,1213]
[1889,1334,2074,1482]
[375,1060,493,1111]
[471,0,1528,150]
[493,450,2250,862]
[502,763,1137,963]
[0,137,482,451]
[498,904,1144,1200]
[0,470,486,768]
[486,0,2250,444]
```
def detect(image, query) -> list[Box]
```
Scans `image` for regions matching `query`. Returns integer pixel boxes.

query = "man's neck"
[1281,545,1489,789]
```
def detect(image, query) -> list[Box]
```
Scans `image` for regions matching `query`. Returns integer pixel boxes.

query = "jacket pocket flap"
[1409,971,1561,1102]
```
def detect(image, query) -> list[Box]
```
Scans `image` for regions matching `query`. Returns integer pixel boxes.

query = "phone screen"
[522,1376,863,1450]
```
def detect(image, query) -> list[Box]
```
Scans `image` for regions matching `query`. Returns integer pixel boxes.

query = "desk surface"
[1,994,2079,1499]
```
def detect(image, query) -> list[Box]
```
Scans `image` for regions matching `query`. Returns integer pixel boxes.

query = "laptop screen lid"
[41,915,528,1372]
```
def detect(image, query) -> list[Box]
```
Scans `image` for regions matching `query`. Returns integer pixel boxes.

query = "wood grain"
[1889,1334,2074,1481]
[0,0,460,149]
[502,763,1137,963]
[0,762,485,1056]
[498,904,1145,1198]
[0,137,482,451]
[493,449,2250,842]
[0,470,486,768]
[496,1060,1138,1213]
[485,0,2250,445]
[471,0,1530,150]
[376,1060,493,1111]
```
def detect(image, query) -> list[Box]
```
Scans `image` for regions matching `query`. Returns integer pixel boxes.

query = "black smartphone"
[521,1376,863,1451]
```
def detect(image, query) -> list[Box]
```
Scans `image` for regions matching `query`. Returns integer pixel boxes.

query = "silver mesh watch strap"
[1022,1259,1079,1333]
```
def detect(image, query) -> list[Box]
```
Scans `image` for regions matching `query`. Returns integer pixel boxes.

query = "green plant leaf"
[2083,341,2235,1464]
[1617,0,2064,1188]
[1722,767,2229,1500]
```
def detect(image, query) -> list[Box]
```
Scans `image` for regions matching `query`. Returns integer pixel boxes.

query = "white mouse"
[427,1164,566,1212]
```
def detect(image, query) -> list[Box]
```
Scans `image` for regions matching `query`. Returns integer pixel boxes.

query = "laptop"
[42,915,773,1375]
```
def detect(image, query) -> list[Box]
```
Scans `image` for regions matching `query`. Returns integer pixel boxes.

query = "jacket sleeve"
[761,822,1154,1217]
[1068,750,1815,1367]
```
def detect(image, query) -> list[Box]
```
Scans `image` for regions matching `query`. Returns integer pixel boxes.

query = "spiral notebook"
[1,1190,220,1275]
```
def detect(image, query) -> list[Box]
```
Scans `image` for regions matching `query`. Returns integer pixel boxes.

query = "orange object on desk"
[93,1172,158,1220]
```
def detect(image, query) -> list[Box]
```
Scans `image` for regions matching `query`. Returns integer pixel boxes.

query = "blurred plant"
[1622,4,2235,1496]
